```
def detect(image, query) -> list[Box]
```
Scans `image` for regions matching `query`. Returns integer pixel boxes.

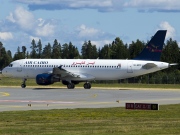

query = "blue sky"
[0,0,180,55]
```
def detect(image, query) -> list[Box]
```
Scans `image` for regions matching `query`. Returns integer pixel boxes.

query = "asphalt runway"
[0,87,180,112]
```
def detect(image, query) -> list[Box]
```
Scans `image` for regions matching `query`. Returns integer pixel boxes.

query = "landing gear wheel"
[21,78,27,88]
[84,82,91,89]
[67,83,75,89]
[21,84,26,88]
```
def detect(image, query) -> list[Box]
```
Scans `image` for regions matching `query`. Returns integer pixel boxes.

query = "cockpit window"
[8,64,13,67]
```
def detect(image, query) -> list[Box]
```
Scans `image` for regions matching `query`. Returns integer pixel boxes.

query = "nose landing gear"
[21,78,27,88]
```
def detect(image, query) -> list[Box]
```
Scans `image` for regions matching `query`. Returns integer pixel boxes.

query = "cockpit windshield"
[8,64,13,67]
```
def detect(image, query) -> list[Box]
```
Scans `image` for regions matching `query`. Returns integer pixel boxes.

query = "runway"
[0,87,180,112]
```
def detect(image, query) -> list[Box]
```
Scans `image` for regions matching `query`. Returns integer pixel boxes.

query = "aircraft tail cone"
[169,63,178,67]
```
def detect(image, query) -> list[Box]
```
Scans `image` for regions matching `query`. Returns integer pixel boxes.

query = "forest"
[0,36,180,84]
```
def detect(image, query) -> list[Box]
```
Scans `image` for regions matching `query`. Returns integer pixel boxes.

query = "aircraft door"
[17,61,23,72]
[127,62,133,73]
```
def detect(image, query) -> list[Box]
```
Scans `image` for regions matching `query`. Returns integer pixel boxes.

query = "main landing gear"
[21,78,27,88]
[66,82,91,89]
[67,83,75,89]
[83,82,91,89]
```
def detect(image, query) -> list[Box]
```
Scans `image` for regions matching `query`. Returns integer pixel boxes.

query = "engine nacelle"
[36,74,60,85]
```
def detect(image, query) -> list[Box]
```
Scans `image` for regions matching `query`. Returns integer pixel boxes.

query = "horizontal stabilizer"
[142,63,157,69]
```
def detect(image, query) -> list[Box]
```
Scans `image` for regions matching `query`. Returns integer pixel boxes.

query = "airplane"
[2,30,172,89]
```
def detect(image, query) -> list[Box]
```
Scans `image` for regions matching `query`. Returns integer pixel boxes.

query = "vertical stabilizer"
[133,30,167,61]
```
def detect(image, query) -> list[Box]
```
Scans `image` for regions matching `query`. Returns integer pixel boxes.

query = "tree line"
[0,37,180,84]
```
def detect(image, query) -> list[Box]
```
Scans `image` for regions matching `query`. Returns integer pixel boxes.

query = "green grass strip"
[0,104,180,135]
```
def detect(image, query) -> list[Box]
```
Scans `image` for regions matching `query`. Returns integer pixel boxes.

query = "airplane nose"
[2,68,8,76]
[2,68,5,75]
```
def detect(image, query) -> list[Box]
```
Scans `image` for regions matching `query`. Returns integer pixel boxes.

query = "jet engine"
[36,74,60,85]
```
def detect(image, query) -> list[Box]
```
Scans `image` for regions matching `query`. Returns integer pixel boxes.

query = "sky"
[0,0,180,55]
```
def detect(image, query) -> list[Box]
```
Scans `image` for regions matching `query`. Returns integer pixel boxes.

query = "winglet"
[134,30,167,61]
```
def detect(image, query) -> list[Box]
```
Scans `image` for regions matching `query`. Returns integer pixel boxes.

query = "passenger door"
[17,61,22,72]
[127,62,133,73]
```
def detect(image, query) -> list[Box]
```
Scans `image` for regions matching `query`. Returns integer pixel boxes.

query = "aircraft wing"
[142,63,157,69]
[53,66,80,78]
[53,66,95,80]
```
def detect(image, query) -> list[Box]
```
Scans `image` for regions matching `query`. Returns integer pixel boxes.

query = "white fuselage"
[2,59,169,81]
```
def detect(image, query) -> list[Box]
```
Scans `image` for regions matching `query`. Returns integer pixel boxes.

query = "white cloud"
[36,23,56,37]
[5,6,57,37]
[29,36,40,42]
[158,21,175,38]
[178,42,180,47]
[58,24,114,49]
[13,6,35,30]
[73,24,114,44]
[0,6,58,54]
[6,13,16,23]
[0,32,13,40]
[69,0,113,8]
[77,24,100,38]
[14,0,122,12]
[124,0,180,12]
[37,18,45,26]
[91,40,112,48]
[14,0,180,12]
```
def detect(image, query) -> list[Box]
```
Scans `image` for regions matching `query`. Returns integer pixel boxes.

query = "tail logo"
[146,44,162,52]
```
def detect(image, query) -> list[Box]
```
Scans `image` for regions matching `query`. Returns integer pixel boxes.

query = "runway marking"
[0,100,75,104]
[0,92,10,97]
[124,98,180,103]
[0,105,23,108]
[0,100,116,105]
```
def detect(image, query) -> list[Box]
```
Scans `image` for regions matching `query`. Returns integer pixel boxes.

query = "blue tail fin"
[133,30,167,61]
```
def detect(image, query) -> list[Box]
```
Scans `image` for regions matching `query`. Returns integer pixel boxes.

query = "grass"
[1,75,180,89]
[0,104,180,135]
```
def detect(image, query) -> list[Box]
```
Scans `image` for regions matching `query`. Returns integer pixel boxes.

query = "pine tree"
[81,40,97,59]
[61,43,69,59]
[42,43,52,58]
[30,39,37,58]
[52,39,61,59]
[129,39,145,59]
[37,39,42,58]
